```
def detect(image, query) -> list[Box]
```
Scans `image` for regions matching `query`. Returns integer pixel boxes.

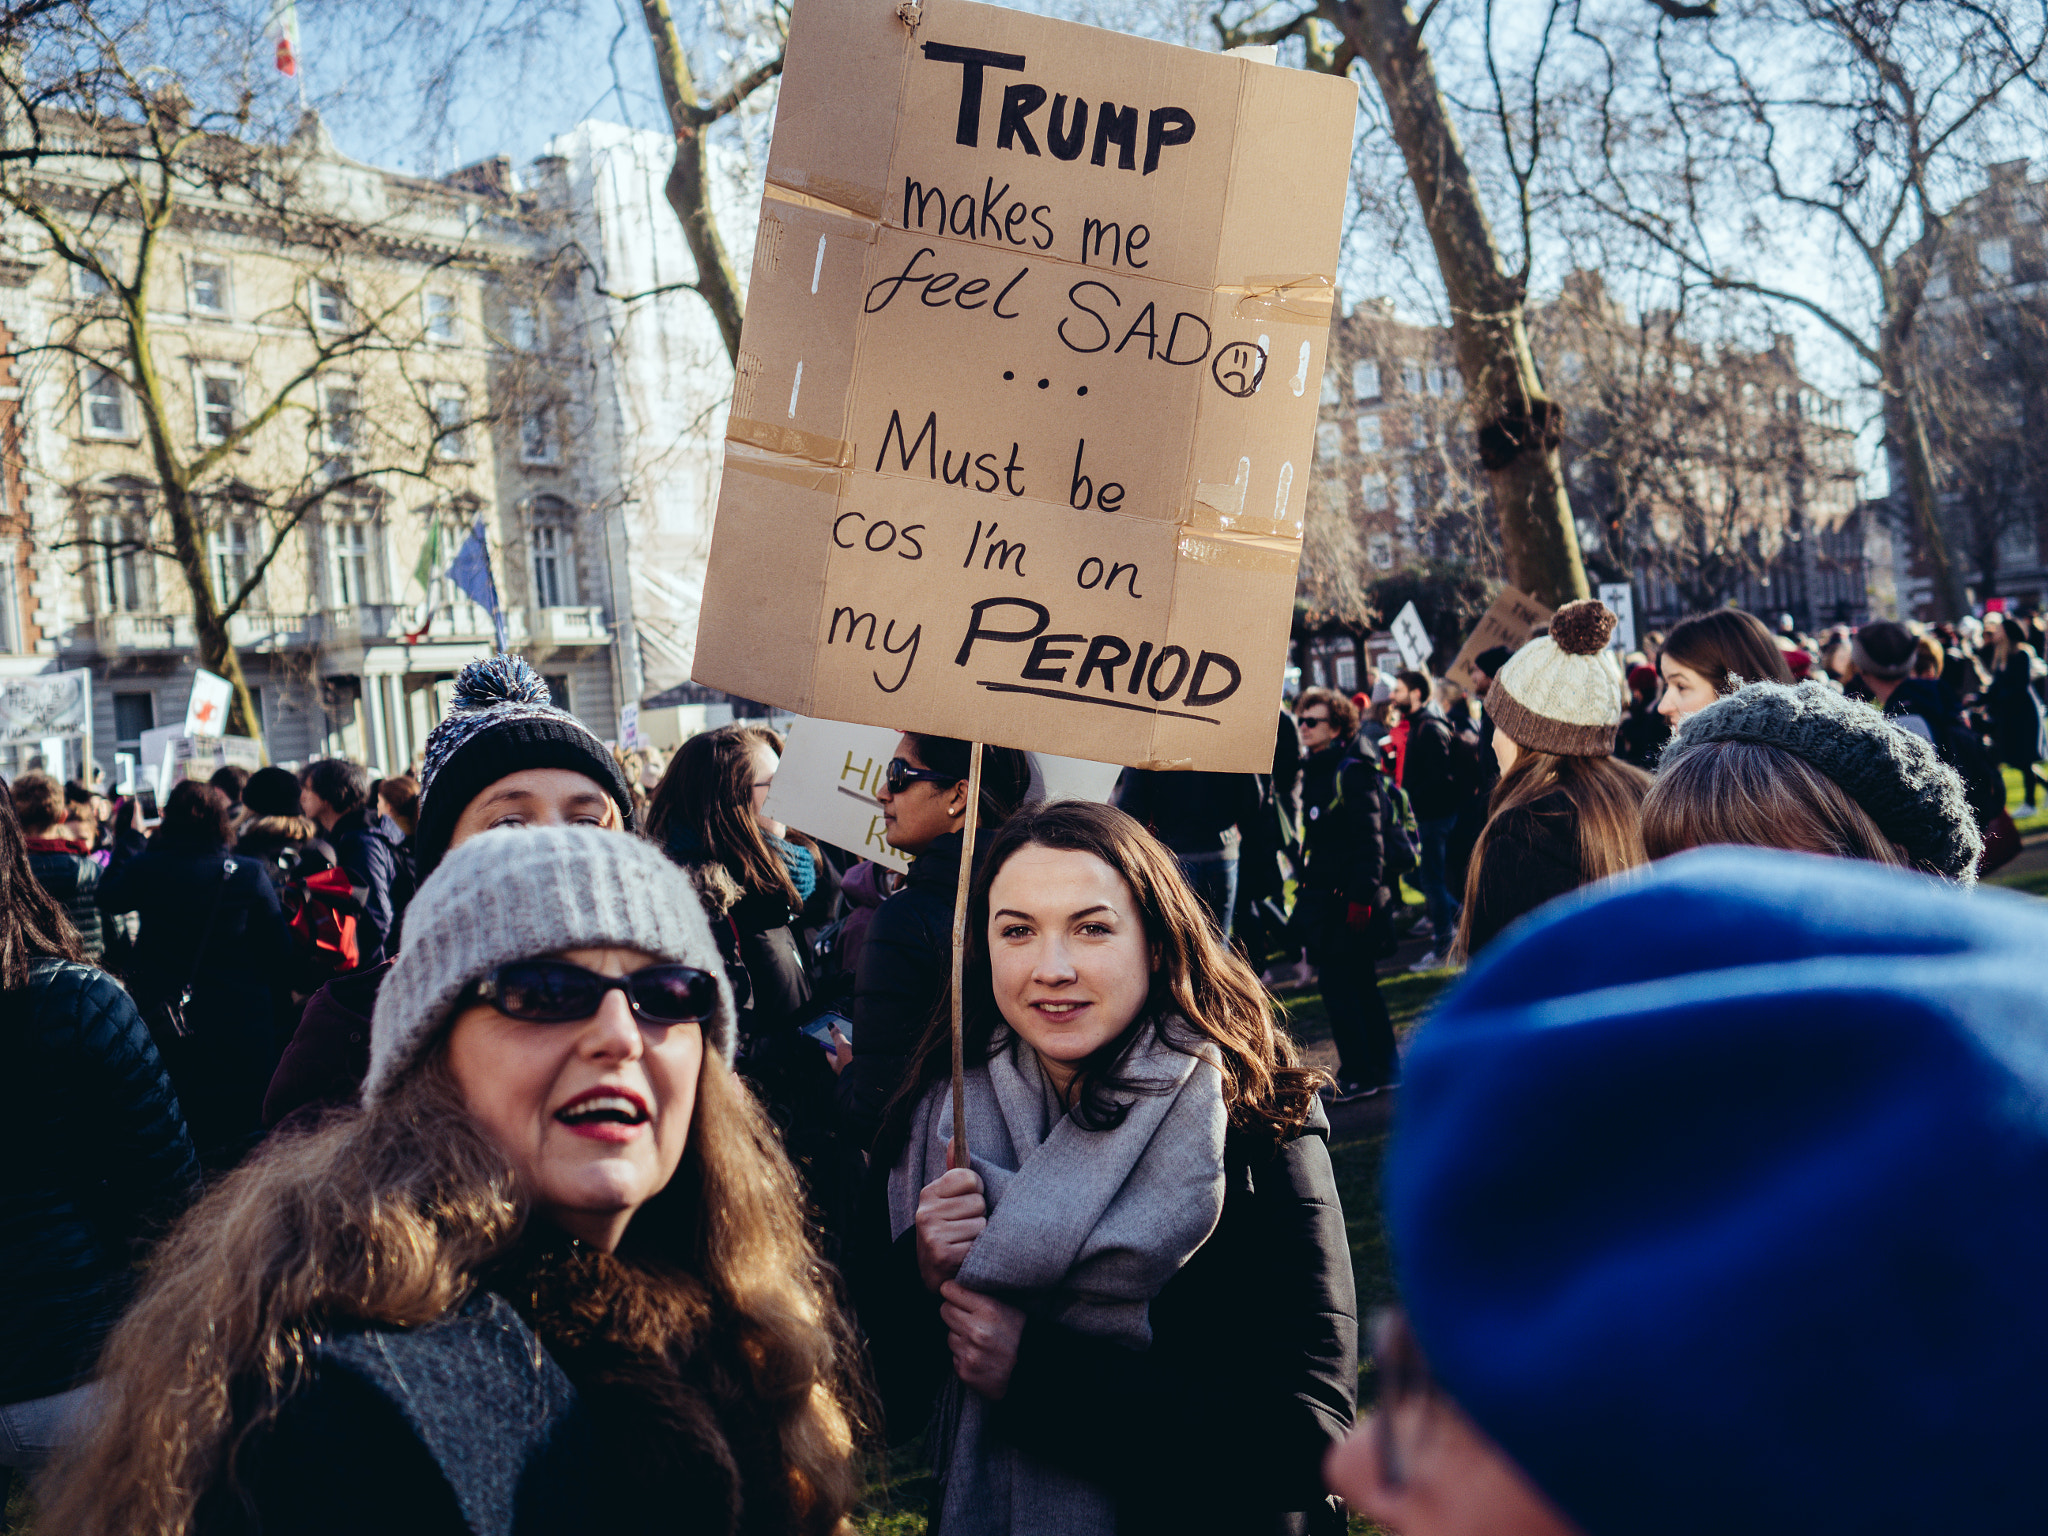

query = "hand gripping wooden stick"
[947,741,984,1172]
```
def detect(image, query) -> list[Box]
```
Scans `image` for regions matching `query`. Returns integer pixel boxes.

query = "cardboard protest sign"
[0,668,90,746]
[1445,586,1553,690]
[765,715,1120,872]
[692,0,1356,774]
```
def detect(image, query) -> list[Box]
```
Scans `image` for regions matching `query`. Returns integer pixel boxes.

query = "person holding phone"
[39,827,861,1536]
[860,800,1356,1536]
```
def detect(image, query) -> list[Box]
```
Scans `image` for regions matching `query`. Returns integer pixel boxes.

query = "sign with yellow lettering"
[691,0,1356,771]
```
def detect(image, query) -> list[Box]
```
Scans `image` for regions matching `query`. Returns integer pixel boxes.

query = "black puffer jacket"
[2,960,201,1403]
[838,830,982,1149]
[26,842,105,963]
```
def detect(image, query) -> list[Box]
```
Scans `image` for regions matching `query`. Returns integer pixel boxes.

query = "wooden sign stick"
[948,741,985,1172]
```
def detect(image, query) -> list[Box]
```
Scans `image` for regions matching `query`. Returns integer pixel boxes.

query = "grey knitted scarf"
[887,1021,1228,1536]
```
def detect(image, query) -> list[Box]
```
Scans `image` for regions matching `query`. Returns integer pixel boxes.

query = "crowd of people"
[2,601,2045,1535]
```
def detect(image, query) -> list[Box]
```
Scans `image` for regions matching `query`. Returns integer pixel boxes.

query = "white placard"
[618,703,642,750]
[1597,583,1637,654]
[183,668,235,737]
[1390,601,1434,672]
[764,716,1122,873]
[0,668,91,746]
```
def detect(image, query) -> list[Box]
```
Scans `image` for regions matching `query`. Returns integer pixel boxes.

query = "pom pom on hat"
[1486,601,1625,757]
[1549,599,1617,656]
[450,653,555,710]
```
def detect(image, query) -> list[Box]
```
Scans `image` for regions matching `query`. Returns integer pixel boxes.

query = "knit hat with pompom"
[1487,600,1626,757]
[414,655,634,879]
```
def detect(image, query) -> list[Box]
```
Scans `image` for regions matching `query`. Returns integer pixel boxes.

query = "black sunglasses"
[884,756,959,796]
[463,959,719,1025]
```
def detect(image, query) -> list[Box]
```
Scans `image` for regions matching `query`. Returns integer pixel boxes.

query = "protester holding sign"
[861,801,1354,1536]
[1456,603,1648,960]
[840,734,1032,1150]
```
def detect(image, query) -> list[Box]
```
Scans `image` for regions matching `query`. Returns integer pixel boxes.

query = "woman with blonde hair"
[1642,680,1982,883]
[862,799,1354,1536]
[38,827,859,1536]
[1458,600,1650,958]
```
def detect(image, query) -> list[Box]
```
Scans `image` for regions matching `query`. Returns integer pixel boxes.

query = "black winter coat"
[1298,737,1387,907]
[1464,789,1583,956]
[1987,654,2047,768]
[26,842,105,963]
[327,807,400,967]
[1398,706,1466,820]
[1115,769,1262,856]
[2,960,200,1403]
[838,830,981,1149]
[261,958,392,1131]
[857,1118,1357,1536]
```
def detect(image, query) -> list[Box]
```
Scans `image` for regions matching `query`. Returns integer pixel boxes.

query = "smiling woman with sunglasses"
[40,827,860,1536]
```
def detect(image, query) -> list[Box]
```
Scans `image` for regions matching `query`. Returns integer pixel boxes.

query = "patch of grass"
[1989,862,2048,898]
[1279,970,1457,1058]
[2005,767,2048,835]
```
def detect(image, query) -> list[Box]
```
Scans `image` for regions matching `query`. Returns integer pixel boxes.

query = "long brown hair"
[1662,610,1794,695]
[646,725,815,908]
[39,1052,860,1536]
[1641,738,1909,871]
[876,800,1321,1163]
[1,787,85,988]
[1452,749,1650,962]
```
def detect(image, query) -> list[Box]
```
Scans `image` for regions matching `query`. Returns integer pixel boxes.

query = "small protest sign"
[1597,582,1637,654]
[1445,586,1554,690]
[764,716,1120,873]
[618,703,643,750]
[691,0,1356,773]
[1390,602,1433,672]
[184,669,235,738]
[0,669,90,746]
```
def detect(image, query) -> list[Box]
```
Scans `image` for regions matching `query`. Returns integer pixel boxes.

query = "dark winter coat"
[1986,654,2047,769]
[1297,735,1387,907]
[2,960,200,1404]
[25,838,105,963]
[327,807,400,967]
[856,1117,1357,1536]
[1114,770,1262,856]
[261,959,392,1131]
[98,841,295,1161]
[1397,705,1466,820]
[1464,789,1584,956]
[838,830,982,1149]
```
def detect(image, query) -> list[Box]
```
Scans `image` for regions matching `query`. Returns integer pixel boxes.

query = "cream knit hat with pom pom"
[1487,600,1626,757]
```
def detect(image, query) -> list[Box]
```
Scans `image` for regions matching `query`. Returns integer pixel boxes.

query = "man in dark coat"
[1292,687,1398,1100]
[1390,671,1465,963]
[301,759,402,968]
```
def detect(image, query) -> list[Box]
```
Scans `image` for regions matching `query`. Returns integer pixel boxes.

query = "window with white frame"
[324,500,386,606]
[208,506,262,609]
[1351,359,1381,400]
[188,258,229,317]
[432,387,470,460]
[1401,359,1424,394]
[1978,238,2013,281]
[530,497,577,608]
[424,291,460,344]
[1426,364,1445,396]
[92,484,154,614]
[520,404,559,465]
[323,384,359,454]
[1368,533,1395,570]
[312,279,349,330]
[507,305,538,351]
[1356,413,1384,453]
[1320,371,1340,407]
[197,368,240,444]
[1315,421,1342,461]
[1360,472,1390,511]
[83,365,128,437]
[1394,474,1416,521]
[1410,413,1430,449]
[1446,368,1464,398]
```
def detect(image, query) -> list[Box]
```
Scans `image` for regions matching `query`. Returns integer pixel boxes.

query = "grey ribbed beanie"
[1661,680,1981,884]
[364,825,735,1103]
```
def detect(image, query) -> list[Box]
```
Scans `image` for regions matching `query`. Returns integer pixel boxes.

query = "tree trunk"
[159,480,266,748]
[1879,350,1966,621]
[1332,0,1590,609]
[639,0,749,365]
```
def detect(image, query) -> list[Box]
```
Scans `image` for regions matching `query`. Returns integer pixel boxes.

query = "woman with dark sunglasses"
[837,734,1032,1151]
[40,827,861,1536]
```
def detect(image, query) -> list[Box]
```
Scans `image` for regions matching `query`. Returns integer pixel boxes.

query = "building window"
[1401,359,1424,395]
[508,306,539,351]
[209,511,261,609]
[1351,360,1381,400]
[74,253,114,299]
[198,370,239,444]
[312,279,349,330]
[520,405,559,465]
[1978,238,2013,281]
[1356,413,1384,453]
[1320,371,1341,407]
[188,259,229,316]
[432,387,470,461]
[325,503,386,606]
[1394,474,1416,522]
[1368,533,1394,570]
[1315,421,1342,461]
[83,365,128,437]
[1361,472,1390,511]
[0,539,17,653]
[530,498,577,607]
[424,291,460,344]
[1426,364,1445,396]
[1410,414,1430,449]
[92,487,154,614]
[323,384,359,454]
[113,692,155,751]
[1924,263,1951,300]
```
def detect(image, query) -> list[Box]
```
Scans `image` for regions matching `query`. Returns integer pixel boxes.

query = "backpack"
[1380,774,1422,879]
[279,865,363,979]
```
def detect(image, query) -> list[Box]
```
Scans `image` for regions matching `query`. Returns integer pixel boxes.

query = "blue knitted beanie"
[1391,847,2048,1536]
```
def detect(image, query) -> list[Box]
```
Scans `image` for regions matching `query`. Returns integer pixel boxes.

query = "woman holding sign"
[861,800,1356,1536]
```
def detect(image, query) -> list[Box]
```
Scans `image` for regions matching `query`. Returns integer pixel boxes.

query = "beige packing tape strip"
[728,417,855,472]
[1176,530,1300,575]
